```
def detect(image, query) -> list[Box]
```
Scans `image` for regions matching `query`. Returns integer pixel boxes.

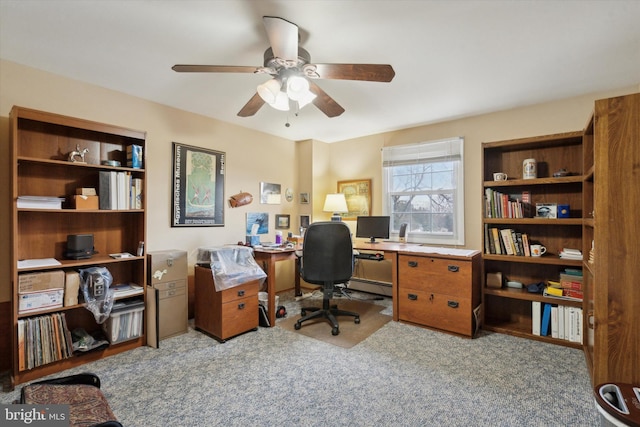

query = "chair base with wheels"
[294,281,360,335]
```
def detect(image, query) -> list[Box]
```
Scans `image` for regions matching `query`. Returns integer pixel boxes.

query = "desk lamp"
[323,193,348,221]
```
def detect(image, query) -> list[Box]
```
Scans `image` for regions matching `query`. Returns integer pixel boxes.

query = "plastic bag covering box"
[197,246,266,292]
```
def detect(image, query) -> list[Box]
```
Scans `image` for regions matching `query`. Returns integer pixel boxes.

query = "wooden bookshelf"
[10,106,147,387]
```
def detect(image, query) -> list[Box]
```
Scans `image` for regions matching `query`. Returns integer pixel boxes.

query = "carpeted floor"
[0,290,600,426]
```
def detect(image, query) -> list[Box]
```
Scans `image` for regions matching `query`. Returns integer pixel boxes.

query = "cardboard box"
[19,270,65,293]
[73,195,99,210]
[19,289,64,314]
[64,271,80,306]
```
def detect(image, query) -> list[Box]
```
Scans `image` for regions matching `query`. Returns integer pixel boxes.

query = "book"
[522,233,531,256]
[99,171,117,210]
[541,303,552,336]
[532,301,541,336]
[491,228,502,255]
[500,229,515,255]
[551,306,559,338]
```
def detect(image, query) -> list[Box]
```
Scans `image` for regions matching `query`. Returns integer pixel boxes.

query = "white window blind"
[382,137,464,245]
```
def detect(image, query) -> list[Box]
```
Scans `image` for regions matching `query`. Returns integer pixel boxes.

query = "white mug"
[523,158,537,179]
[530,244,546,257]
[493,172,508,181]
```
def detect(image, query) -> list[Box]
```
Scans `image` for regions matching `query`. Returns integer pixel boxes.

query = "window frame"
[382,137,465,245]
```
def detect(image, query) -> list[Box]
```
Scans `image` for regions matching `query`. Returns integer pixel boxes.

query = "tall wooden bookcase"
[583,93,640,386]
[10,106,147,387]
[481,131,585,349]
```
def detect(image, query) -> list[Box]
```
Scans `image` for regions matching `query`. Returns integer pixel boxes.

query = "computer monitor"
[355,216,390,243]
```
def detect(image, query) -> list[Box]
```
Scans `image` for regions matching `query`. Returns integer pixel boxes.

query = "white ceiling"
[1,0,639,143]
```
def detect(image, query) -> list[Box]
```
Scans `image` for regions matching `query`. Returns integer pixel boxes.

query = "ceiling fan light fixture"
[286,75,310,101]
[257,78,282,104]
[271,91,290,111]
[296,90,317,109]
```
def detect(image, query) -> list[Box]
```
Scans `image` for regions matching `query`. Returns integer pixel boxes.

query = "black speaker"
[399,223,408,242]
[65,234,96,259]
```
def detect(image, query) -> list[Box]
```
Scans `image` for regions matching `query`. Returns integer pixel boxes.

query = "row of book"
[484,226,533,256]
[98,171,143,210]
[103,299,144,344]
[533,302,583,344]
[17,312,73,371]
[484,188,532,218]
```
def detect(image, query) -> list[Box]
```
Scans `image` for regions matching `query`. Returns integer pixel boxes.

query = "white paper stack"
[559,248,583,260]
[17,196,64,209]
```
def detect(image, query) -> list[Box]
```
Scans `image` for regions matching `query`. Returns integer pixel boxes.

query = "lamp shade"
[257,78,282,104]
[323,193,348,221]
[286,75,311,101]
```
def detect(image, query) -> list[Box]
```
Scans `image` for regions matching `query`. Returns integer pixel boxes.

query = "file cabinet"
[397,252,481,337]
[147,250,188,347]
[194,266,259,342]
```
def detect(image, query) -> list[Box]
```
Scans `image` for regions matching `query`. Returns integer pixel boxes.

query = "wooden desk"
[253,247,301,327]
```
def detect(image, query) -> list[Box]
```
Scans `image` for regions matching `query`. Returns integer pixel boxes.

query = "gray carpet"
[0,290,599,426]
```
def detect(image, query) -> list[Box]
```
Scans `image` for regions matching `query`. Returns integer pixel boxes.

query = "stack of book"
[98,171,143,210]
[559,248,583,260]
[545,269,583,301]
[17,196,65,209]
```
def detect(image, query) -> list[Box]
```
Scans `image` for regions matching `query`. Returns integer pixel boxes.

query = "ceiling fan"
[172,16,395,118]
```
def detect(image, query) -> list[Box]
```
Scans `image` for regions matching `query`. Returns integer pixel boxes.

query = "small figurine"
[69,144,89,163]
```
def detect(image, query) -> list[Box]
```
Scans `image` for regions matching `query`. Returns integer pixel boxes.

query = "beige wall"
[1,59,637,302]
[329,86,639,248]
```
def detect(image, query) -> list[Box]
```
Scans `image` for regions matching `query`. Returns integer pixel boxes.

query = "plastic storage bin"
[103,301,144,344]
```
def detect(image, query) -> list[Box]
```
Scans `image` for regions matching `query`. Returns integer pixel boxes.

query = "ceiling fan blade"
[308,81,345,118]
[172,65,259,73]
[263,16,299,62]
[311,64,395,82]
[237,93,265,117]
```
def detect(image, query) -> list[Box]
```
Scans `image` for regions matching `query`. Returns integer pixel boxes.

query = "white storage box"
[103,303,144,344]
[19,289,64,314]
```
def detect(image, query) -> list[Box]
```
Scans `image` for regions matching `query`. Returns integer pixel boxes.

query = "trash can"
[594,383,640,427]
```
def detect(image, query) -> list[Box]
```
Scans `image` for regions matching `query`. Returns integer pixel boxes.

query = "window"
[382,137,464,245]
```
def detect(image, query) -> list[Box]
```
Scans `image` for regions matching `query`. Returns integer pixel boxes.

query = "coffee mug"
[530,244,546,257]
[493,172,508,181]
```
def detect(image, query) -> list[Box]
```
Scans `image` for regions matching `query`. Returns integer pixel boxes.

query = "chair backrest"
[301,221,353,285]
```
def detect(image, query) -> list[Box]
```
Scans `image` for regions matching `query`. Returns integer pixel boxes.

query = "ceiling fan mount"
[172,16,395,118]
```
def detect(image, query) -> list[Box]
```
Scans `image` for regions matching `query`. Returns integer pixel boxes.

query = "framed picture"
[300,215,310,229]
[172,142,225,227]
[337,179,372,220]
[246,212,269,234]
[275,214,290,229]
[260,182,281,204]
[299,192,309,204]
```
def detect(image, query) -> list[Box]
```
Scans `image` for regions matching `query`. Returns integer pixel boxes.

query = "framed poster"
[275,214,290,229]
[337,179,372,220]
[300,215,310,229]
[172,142,225,227]
[299,192,310,204]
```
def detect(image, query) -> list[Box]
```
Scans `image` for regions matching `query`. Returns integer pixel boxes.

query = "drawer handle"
[168,282,176,289]
[237,290,245,297]
[447,300,459,309]
[408,261,418,268]
[238,303,246,310]
[448,265,459,273]
[408,293,418,301]
[168,290,175,296]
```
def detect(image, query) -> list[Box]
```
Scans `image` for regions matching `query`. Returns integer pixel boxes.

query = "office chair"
[295,221,360,335]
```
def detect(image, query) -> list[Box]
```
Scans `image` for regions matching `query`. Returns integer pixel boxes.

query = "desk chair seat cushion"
[20,373,121,427]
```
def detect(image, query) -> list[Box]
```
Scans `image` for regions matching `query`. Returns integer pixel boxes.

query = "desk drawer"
[399,255,471,298]
[398,288,472,336]
[219,280,259,303]
[220,297,259,339]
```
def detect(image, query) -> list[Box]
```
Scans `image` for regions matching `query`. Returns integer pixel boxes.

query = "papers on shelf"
[18,258,62,269]
[111,283,144,298]
[17,196,65,209]
[559,248,583,260]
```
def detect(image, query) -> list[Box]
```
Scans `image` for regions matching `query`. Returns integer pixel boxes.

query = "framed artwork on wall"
[172,142,225,227]
[337,179,372,220]
[275,214,290,229]
[260,182,281,204]
[299,192,310,204]
[300,215,310,229]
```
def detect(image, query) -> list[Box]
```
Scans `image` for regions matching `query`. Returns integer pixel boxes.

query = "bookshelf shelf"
[10,106,147,388]
[483,218,583,226]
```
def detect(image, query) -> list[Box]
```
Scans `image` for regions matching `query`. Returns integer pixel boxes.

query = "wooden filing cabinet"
[397,252,481,337]
[194,266,259,342]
